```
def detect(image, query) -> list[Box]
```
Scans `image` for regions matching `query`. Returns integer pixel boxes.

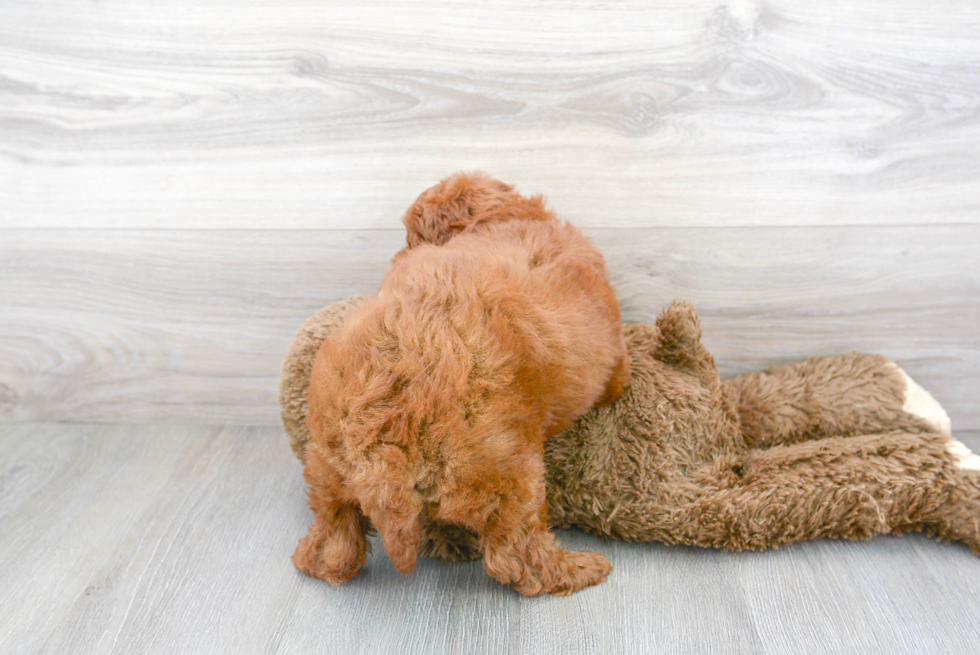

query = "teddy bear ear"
[653,300,721,390]
[401,171,517,247]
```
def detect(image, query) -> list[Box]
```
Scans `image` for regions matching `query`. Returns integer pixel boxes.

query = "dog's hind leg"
[482,501,612,597]
[439,444,611,596]
[292,447,372,585]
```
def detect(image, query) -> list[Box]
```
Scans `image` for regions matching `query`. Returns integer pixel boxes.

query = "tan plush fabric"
[281,297,980,555]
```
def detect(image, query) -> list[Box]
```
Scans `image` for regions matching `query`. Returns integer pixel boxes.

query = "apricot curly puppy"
[292,172,631,596]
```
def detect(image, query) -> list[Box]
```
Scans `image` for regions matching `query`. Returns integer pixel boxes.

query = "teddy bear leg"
[926,454,980,552]
[292,449,372,585]
[725,353,951,449]
[678,431,979,552]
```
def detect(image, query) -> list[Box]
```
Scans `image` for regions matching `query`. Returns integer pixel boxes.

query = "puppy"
[292,172,630,596]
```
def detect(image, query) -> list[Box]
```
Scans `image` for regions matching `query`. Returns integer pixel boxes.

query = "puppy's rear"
[294,173,629,596]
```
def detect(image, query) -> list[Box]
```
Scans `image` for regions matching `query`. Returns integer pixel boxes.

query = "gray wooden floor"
[3,422,980,655]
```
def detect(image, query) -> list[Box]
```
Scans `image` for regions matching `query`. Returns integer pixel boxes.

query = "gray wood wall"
[2,0,979,429]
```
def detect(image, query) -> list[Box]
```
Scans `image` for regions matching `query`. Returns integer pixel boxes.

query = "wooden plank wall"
[2,0,979,428]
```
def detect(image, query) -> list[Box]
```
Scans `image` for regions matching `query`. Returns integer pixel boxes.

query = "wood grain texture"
[2,226,978,428]
[2,0,979,228]
[3,423,980,654]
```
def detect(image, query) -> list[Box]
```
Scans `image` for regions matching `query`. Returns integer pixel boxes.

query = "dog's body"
[293,173,629,596]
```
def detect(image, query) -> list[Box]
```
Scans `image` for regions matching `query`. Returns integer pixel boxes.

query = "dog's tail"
[356,444,424,576]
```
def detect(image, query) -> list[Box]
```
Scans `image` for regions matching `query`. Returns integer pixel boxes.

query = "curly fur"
[283,172,980,597]
[401,171,549,248]
[292,172,630,596]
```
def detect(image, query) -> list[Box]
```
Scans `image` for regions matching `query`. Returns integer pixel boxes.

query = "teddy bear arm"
[418,518,482,561]
[723,352,951,449]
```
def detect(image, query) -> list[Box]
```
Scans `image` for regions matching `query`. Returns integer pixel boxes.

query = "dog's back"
[315,219,623,455]
[299,174,629,595]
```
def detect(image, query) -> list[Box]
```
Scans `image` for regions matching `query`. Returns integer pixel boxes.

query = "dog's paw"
[513,549,613,597]
[548,549,612,597]
[291,518,367,585]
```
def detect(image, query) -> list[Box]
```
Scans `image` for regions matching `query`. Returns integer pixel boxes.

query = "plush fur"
[281,173,980,596]
[546,313,980,551]
[291,173,630,597]
[284,298,980,564]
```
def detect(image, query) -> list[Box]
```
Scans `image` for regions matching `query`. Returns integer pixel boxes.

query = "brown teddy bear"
[280,174,980,586]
